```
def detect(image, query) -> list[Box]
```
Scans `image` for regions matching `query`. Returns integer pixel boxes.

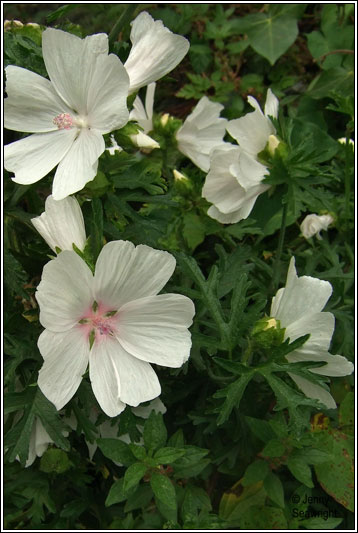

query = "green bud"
[160,113,170,127]
[251,316,285,350]
[173,169,194,196]
[267,134,280,156]
[40,448,71,474]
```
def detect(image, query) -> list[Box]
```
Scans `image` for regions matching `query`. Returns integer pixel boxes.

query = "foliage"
[3,3,354,530]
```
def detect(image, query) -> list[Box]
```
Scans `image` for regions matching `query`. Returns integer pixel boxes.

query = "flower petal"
[115,294,194,367]
[264,88,279,119]
[89,336,126,417]
[38,328,90,410]
[176,97,228,172]
[36,250,94,332]
[287,347,354,377]
[284,312,335,355]
[31,195,86,252]
[131,131,160,150]
[90,336,159,414]
[202,146,268,215]
[94,241,176,309]
[125,11,189,93]
[42,28,109,113]
[145,82,156,122]
[270,257,333,327]
[52,128,105,200]
[4,65,72,133]
[129,82,156,132]
[226,103,274,156]
[87,53,129,134]
[309,355,354,377]
[230,150,268,191]
[288,373,336,409]
[207,205,247,224]
[4,129,76,185]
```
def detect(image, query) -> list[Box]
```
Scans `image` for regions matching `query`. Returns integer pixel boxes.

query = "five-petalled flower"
[270,257,354,409]
[4,28,130,200]
[36,240,195,417]
[202,89,279,224]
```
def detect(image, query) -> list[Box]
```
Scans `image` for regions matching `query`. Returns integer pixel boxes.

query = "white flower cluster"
[5,13,194,421]
[4,12,189,199]
[4,11,353,453]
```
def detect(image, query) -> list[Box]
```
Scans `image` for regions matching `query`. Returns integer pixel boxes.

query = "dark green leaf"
[153,447,186,465]
[143,412,167,452]
[214,373,254,425]
[150,471,177,510]
[264,472,285,508]
[97,438,136,466]
[242,460,270,486]
[287,457,313,488]
[123,462,148,494]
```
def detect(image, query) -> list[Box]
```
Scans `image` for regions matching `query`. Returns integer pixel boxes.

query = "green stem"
[271,194,289,292]
[108,4,137,48]
[241,339,253,365]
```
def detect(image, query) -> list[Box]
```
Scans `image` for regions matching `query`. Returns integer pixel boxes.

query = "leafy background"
[3,3,354,530]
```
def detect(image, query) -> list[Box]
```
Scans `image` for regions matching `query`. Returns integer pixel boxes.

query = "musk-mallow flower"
[36,240,195,417]
[270,257,354,409]
[202,145,269,224]
[4,28,129,200]
[31,195,86,253]
[226,89,279,157]
[129,82,160,150]
[176,96,229,172]
[124,11,190,94]
[300,213,334,240]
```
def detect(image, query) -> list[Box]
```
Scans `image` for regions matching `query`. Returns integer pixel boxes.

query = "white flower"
[176,96,229,172]
[124,11,190,94]
[31,195,86,253]
[202,145,269,223]
[129,83,160,150]
[270,257,354,409]
[36,240,195,417]
[300,213,334,240]
[4,28,129,200]
[226,89,279,157]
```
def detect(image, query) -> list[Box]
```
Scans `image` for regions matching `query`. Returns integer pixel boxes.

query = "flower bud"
[267,134,280,156]
[160,113,170,127]
[251,317,285,350]
[173,169,194,195]
[4,19,23,30]
[300,213,334,240]
[130,131,160,152]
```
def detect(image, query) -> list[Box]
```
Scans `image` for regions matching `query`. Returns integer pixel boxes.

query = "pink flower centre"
[78,303,118,348]
[53,113,73,130]
[92,316,113,336]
